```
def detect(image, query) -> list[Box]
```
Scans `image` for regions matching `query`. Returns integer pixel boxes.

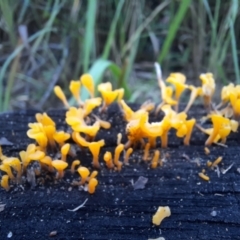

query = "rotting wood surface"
[0,104,240,240]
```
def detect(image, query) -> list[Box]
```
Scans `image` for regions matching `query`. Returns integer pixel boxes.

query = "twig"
[67,198,88,212]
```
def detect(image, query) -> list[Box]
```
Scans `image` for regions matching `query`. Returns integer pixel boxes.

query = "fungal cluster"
[0,63,239,193]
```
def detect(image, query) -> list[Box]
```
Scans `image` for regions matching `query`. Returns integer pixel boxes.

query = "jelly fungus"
[69,80,83,106]
[54,86,69,108]
[103,151,114,169]
[124,147,133,164]
[77,166,90,185]
[114,144,124,171]
[71,160,81,174]
[200,73,216,108]
[80,74,95,98]
[88,140,105,168]
[1,175,10,191]
[52,160,68,179]
[88,178,98,194]
[61,143,70,162]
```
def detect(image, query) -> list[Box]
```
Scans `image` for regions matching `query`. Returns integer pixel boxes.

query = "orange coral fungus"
[88,140,105,168]
[52,160,68,179]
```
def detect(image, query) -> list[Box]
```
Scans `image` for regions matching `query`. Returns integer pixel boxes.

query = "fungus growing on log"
[80,74,95,98]
[88,140,105,168]
[61,143,70,162]
[88,178,98,194]
[52,160,68,179]
[103,152,114,169]
[71,160,81,174]
[54,86,69,108]
[1,175,10,191]
[114,144,124,171]
[77,166,90,185]
[152,206,171,226]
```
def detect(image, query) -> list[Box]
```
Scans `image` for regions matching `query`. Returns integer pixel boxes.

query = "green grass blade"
[158,0,191,63]
[31,0,61,55]
[102,0,125,60]
[0,27,54,111]
[83,0,97,72]
[0,0,16,46]
[229,19,240,83]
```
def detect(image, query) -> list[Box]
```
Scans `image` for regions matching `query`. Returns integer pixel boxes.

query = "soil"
[0,104,240,240]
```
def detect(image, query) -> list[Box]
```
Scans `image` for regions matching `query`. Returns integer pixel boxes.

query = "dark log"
[0,105,240,240]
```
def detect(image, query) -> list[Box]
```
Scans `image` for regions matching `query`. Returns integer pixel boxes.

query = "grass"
[0,0,239,111]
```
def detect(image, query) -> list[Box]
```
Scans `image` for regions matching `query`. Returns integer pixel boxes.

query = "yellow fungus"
[3,158,22,181]
[83,98,102,117]
[88,178,98,194]
[52,160,68,179]
[198,172,210,181]
[1,175,10,191]
[88,170,98,181]
[69,80,82,105]
[152,206,171,226]
[143,143,150,161]
[70,160,81,174]
[151,150,160,169]
[124,148,133,164]
[80,74,95,98]
[53,131,70,146]
[54,85,69,108]
[0,164,15,180]
[103,151,114,169]
[93,115,111,129]
[61,143,70,162]
[204,147,210,155]
[207,160,212,167]
[77,166,90,185]
[117,133,122,145]
[40,156,54,172]
[88,140,105,168]
[211,156,222,168]
[199,73,216,108]
[114,144,124,171]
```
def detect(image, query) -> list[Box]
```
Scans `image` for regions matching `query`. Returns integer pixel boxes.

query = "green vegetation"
[0,0,239,111]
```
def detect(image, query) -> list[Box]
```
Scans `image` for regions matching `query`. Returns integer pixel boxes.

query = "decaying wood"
[0,105,240,240]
